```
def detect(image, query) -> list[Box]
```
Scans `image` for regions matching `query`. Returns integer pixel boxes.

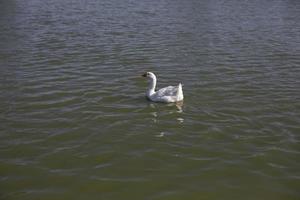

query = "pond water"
[0,0,299,199]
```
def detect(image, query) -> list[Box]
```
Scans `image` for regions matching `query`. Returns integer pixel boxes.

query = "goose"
[142,72,184,103]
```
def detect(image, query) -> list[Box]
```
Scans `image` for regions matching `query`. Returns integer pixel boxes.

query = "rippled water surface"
[1,0,300,199]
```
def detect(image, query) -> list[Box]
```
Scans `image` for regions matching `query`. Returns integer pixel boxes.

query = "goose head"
[142,72,156,80]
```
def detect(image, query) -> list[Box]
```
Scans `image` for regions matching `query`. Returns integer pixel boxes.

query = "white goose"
[142,72,184,103]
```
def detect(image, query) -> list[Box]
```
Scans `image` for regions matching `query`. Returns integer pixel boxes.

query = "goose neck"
[147,76,156,96]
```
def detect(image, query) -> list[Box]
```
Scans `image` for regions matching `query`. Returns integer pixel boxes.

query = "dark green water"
[1,0,300,199]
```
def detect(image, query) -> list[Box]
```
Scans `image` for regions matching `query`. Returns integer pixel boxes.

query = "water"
[1,0,299,199]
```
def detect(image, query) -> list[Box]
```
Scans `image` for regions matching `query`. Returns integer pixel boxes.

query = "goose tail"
[176,83,184,101]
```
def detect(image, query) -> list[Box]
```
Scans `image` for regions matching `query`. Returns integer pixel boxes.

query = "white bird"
[142,72,184,103]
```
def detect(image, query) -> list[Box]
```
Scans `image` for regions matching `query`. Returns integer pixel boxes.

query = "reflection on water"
[148,101,184,124]
[0,0,299,199]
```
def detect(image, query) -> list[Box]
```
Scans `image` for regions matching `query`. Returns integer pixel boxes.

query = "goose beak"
[142,73,147,77]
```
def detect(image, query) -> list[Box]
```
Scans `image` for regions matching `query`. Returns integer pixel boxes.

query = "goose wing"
[156,86,178,97]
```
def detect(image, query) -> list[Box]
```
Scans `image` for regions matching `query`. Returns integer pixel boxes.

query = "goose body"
[142,72,184,103]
